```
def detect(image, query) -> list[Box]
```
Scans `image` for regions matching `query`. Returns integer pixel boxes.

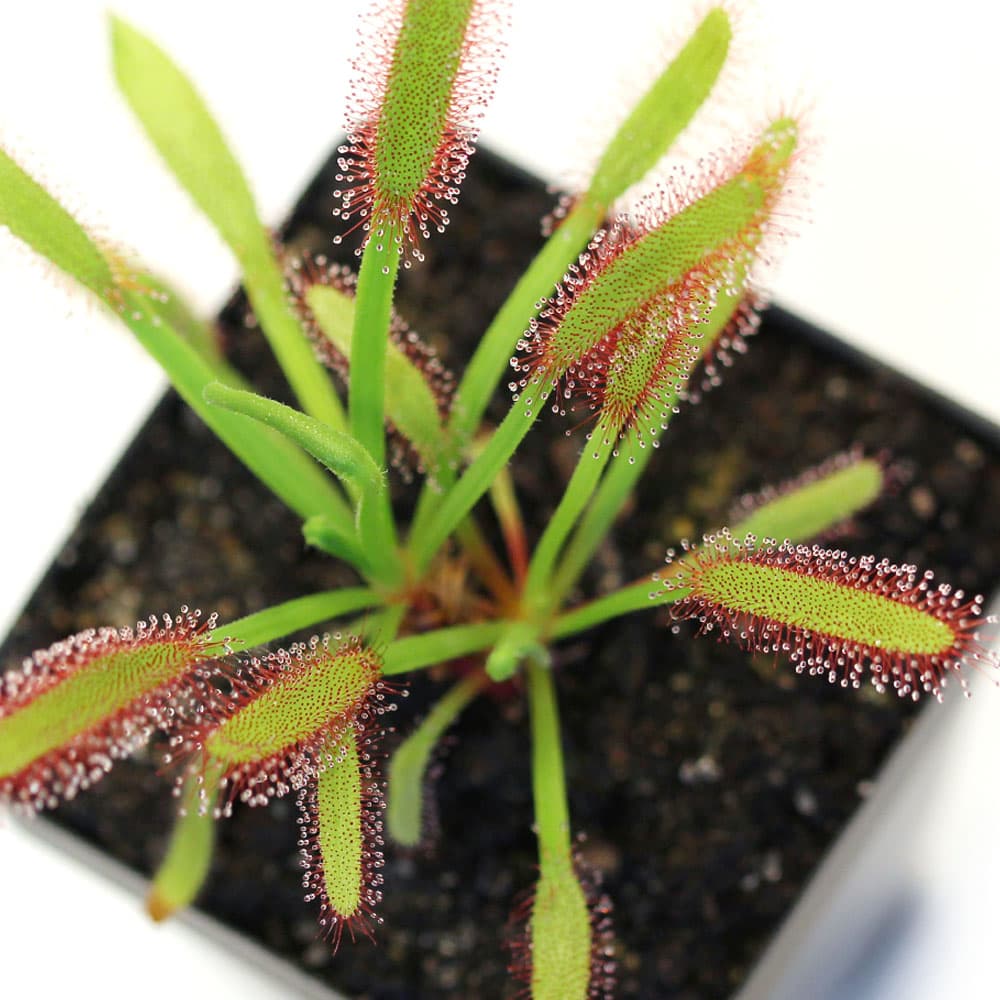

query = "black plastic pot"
[3,146,1000,999]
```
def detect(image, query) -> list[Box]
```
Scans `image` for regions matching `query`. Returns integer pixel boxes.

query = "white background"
[1,2,998,997]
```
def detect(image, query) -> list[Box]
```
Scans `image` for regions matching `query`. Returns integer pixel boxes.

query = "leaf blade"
[109,14,346,430]
[0,146,115,298]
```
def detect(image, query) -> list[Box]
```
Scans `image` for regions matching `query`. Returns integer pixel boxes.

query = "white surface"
[739,628,1000,1000]
[0,816,342,999]
[1,2,998,997]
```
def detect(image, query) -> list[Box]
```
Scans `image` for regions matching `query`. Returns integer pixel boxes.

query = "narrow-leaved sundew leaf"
[510,118,799,419]
[298,725,387,950]
[175,634,391,814]
[334,0,507,261]
[0,145,144,307]
[0,608,220,813]
[657,532,997,701]
[729,447,895,544]
[507,856,615,1000]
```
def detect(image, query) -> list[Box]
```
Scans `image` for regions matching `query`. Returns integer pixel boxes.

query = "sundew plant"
[1,3,996,996]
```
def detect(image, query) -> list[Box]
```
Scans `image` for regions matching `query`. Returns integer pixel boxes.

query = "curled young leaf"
[202,382,386,506]
[202,381,401,585]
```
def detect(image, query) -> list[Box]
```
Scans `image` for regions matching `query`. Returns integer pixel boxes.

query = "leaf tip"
[507,854,616,999]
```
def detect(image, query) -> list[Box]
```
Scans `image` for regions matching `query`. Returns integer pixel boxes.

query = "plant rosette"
[1,1,995,993]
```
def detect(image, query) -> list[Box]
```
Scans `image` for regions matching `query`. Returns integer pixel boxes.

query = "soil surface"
[4,147,1000,999]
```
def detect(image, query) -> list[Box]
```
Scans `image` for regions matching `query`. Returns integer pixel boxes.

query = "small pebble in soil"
[678,755,722,785]
[794,786,819,817]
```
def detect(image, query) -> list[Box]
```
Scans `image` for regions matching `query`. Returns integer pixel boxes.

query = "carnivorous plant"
[1,3,995,996]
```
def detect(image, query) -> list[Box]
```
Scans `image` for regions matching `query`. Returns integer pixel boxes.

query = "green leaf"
[119,294,350,524]
[383,621,508,676]
[545,119,801,610]
[546,284,746,609]
[0,59,350,526]
[543,120,797,378]
[203,639,381,771]
[342,0,491,465]
[0,146,115,299]
[109,14,345,430]
[210,587,383,655]
[684,543,958,657]
[444,6,732,463]
[0,145,350,523]
[299,727,385,946]
[416,118,799,575]
[369,0,478,220]
[527,858,594,1000]
[589,7,732,207]
[731,454,886,543]
[550,454,890,642]
[110,15,261,256]
[312,732,367,924]
[0,609,222,811]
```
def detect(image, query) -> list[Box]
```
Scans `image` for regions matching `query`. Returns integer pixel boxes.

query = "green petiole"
[522,420,617,609]
[526,658,572,864]
[549,428,656,609]
[446,198,606,454]
[410,389,542,574]
[209,587,383,654]
[386,671,488,847]
[551,576,687,641]
[383,621,509,676]
[349,229,402,466]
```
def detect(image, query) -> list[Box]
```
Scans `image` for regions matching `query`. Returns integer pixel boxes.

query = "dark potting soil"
[4,147,1000,999]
